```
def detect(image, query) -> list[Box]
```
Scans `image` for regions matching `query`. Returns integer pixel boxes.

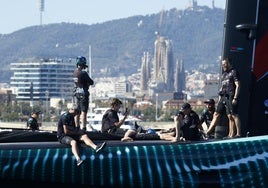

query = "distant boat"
[86,107,142,131]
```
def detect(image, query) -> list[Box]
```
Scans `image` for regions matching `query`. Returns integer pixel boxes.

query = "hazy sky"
[1,0,226,34]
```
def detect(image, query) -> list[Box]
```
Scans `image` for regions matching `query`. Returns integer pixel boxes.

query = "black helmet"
[76,56,88,68]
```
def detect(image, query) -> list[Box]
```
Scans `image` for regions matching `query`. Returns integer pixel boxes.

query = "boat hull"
[1,136,268,187]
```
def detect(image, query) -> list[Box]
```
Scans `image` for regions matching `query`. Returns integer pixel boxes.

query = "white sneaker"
[76,159,84,166]
[96,142,106,153]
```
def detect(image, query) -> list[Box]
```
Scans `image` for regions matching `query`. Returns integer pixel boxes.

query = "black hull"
[0,128,268,187]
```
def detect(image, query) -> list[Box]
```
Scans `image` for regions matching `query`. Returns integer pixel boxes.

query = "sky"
[0,0,226,34]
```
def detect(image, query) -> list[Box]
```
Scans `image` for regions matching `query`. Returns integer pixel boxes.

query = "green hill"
[0,6,224,82]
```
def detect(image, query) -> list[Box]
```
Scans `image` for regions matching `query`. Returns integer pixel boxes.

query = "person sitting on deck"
[199,99,216,139]
[160,103,201,142]
[27,110,42,131]
[57,103,106,166]
[101,98,137,142]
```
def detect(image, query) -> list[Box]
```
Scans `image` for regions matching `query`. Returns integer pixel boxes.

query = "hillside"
[0,6,225,83]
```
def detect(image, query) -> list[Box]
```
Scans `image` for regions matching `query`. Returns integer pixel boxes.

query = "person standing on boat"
[73,56,94,131]
[57,103,106,167]
[101,98,137,142]
[206,58,241,138]
[27,110,41,131]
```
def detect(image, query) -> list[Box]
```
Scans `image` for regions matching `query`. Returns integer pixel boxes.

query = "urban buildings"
[10,58,74,104]
[140,35,187,105]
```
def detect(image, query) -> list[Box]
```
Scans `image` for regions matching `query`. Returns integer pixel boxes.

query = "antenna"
[88,45,92,77]
[38,0,45,25]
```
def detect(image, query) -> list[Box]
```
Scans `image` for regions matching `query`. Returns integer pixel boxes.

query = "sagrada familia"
[140,35,186,97]
[139,0,216,99]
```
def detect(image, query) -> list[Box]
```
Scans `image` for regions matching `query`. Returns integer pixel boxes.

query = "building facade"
[151,36,175,93]
[10,59,74,102]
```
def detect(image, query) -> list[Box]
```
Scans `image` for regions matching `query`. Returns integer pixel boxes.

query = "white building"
[204,79,219,99]
[10,58,74,102]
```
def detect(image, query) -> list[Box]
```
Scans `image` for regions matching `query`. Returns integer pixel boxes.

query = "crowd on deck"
[26,56,241,166]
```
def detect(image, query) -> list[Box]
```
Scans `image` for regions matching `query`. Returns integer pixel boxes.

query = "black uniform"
[200,108,214,128]
[73,69,94,112]
[217,68,240,115]
[57,112,84,144]
[101,109,127,136]
[181,110,201,141]
[27,117,39,131]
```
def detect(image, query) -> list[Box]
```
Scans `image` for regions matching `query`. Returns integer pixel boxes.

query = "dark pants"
[76,94,89,112]
[216,95,238,115]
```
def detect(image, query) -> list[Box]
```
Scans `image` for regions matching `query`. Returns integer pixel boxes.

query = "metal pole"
[88,45,92,114]
[45,90,49,119]
[88,45,92,78]
[155,93,158,121]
